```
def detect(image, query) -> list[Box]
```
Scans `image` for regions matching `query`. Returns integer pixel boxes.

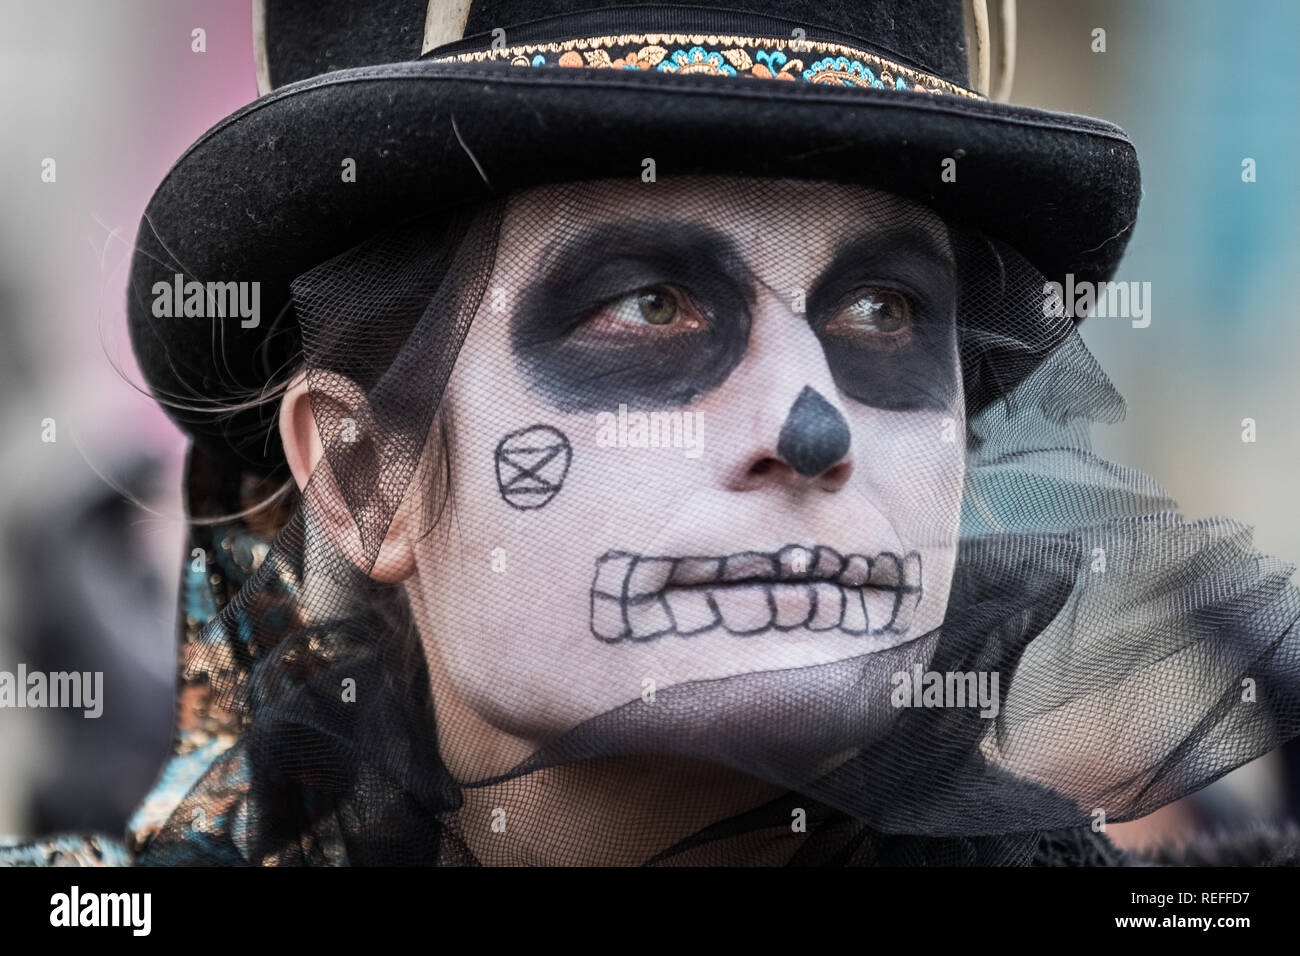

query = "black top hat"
[128,0,1140,472]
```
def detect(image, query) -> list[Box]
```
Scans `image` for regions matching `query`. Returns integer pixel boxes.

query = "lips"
[590,545,923,644]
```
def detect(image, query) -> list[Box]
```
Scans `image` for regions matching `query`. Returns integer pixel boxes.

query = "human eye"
[821,286,914,348]
[509,221,754,412]
[808,263,957,413]
[576,283,709,338]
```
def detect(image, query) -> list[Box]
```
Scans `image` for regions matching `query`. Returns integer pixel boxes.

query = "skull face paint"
[408,177,966,774]
[590,546,923,643]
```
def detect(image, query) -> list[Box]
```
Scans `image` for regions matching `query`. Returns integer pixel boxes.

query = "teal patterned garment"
[0,834,130,867]
[123,453,307,865]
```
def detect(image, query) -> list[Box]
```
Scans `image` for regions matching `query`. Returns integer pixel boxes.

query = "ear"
[278,369,417,583]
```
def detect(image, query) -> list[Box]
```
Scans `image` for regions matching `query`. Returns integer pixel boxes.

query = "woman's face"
[408,177,967,772]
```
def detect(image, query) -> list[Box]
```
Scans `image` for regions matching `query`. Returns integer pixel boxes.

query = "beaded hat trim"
[429,32,983,98]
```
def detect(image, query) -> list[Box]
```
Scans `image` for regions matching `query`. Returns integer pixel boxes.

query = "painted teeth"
[893,586,920,636]
[903,552,922,588]
[593,553,634,595]
[664,588,718,635]
[670,557,722,586]
[812,547,844,580]
[840,589,869,634]
[722,551,779,583]
[713,586,771,634]
[808,581,844,631]
[863,588,895,636]
[868,552,902,588]
[777,545,812,579]
[591,590,628,642]
[626,596,674,640]
[838,554,872,587]
[590,546,923,643]
[771,583,812,629]
[627,557,674,598]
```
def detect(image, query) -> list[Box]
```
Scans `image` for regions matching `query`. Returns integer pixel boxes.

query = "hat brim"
[128,58,1140,469]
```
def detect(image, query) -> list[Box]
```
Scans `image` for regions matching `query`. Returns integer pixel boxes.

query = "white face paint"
[407,177,966,780]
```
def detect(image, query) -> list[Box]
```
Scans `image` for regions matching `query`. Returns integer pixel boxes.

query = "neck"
[409,581,804,865]
[456,755,797,865]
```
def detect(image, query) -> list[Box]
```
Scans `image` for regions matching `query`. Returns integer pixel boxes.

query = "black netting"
[130,176,1300,866]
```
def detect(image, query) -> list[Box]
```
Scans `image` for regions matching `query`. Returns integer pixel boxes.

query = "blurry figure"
[4,454,174,836]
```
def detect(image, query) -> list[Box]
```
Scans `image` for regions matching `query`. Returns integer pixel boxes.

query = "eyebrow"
[535,220,758,295]
[805,222,957,314]
[511,220,760,355]
[827,221,955,272]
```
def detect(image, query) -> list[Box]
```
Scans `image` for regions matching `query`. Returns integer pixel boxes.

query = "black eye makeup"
[510,221,756,412]
[806,229,959,411]
[508,218,960,415]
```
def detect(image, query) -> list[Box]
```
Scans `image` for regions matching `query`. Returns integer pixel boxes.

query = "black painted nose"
[777,386,851,477]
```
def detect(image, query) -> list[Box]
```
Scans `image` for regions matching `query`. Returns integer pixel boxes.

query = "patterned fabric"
[122,456,328,865]
[429,32,982,98]
[0,833,130,867]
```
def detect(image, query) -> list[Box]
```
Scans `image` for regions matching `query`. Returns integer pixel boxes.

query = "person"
[6,0,1300,867]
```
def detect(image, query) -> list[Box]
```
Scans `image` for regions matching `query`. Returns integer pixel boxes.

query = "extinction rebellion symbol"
[494,424,573,510]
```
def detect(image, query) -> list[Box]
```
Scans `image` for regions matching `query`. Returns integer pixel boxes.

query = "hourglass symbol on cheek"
[495,424,573,510]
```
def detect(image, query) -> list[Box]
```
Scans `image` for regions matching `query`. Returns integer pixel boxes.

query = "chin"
[462,629,941,783]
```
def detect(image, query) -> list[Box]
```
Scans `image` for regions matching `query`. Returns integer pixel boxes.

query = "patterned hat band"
[427,31,984,99]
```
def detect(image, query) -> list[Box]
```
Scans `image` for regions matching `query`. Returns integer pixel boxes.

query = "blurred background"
[0,0,1297,853]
